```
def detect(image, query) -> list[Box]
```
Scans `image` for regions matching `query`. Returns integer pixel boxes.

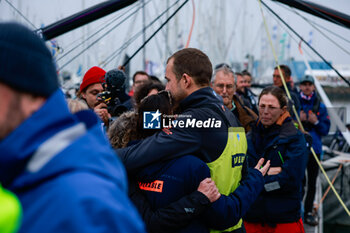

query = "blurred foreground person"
[0,22,145,233]
[0,185,21,233]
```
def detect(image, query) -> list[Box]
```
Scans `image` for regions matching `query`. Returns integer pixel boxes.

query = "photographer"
[100,69,132,118]
[78,66,110,126]
[79,67,131,127]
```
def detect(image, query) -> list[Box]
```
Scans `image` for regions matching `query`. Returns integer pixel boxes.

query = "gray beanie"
[0,22,59,97]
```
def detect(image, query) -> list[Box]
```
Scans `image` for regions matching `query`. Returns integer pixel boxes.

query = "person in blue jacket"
[109,91,269,232]
[0,22,145,233]
[116,48,269,233]
[299,75,330,226]
[244,86,308,233]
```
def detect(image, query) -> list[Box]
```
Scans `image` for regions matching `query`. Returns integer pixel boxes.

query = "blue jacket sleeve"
[263,135,307,192]
[116,123,202,174]
[314,103,330,136]
[129,157,212,232]
[130,187,211,233]
[201,168,264,230]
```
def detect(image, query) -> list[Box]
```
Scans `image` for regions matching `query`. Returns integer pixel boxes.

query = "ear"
[81,92,87,99]
[182,73,192,88]
[281,105,287,114]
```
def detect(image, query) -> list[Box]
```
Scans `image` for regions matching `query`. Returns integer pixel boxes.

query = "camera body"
[96,69,129,117]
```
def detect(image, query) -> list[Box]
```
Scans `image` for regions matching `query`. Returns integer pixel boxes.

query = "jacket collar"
[178,87,219,112]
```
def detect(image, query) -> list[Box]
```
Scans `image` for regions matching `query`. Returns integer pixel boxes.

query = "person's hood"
[0,90,127,192]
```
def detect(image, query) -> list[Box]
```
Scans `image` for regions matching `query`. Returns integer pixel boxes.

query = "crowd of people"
[0,22,330,233]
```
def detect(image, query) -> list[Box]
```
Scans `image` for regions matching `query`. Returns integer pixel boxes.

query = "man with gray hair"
[211,64,257,132]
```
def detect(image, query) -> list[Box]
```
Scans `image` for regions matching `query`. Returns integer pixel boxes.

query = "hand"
[308,111,318,124]
[300,110,307,121]
[267,167,282,175]
[254,158,270,176]
[197,178,221,203]
[94,103,111,125]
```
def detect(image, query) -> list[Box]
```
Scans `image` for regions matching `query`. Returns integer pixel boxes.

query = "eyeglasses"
[258,105,281,112]
[215,83,234,90]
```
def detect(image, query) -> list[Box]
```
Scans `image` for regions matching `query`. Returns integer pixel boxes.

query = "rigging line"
[276,2,350,56]
[261,0,350,87]
[307,18,350,45]
[185,0,195,48]
[4,0,36,29]
[59,1,143,57]
[145,4,165,61]
[103,0,182,67]
[316,163,343,212]
[151,0,173,56]
[102,27,142,67]
[57,2,144,71]
[114,10,139,67]
[266,5,323,62]
[297,0,350,28]
[122,0,190,67]
[258,0,301,127]
[57,1,143,62]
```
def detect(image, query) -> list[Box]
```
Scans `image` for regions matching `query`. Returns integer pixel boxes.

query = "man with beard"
[116,48,269,233]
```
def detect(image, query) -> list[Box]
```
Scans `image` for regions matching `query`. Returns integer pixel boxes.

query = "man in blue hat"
[0,22,145,233]
[299,75,330,226]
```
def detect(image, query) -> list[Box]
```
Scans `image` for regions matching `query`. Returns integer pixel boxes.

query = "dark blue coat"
[136,155,264,232]
[299,92,330,155]
[0,90,145,233]
[244,115,308,224]
[116,87,241,170]
[117,87,264,231]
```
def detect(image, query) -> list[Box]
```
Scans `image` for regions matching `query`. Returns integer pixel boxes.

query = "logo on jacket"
[139,180,164,192]
[143,110,161,129]
[232,153,245,167]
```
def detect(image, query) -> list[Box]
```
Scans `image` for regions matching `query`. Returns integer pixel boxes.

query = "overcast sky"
[1,0,350,78]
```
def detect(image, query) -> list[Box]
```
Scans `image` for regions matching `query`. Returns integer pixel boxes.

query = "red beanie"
[79,66,106,92]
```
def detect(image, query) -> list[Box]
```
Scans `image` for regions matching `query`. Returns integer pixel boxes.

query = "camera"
[96,69,129,117]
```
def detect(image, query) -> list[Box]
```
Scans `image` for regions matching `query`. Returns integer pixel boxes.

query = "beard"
[0,95,27,141]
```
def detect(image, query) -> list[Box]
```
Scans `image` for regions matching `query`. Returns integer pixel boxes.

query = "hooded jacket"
[0,90,145,233]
